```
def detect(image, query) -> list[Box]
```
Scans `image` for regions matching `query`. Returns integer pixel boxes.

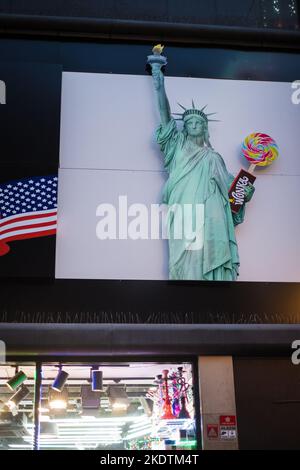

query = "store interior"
[0,361,197,450]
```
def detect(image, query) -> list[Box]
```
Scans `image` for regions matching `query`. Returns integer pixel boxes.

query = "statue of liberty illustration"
[147,45,255,281]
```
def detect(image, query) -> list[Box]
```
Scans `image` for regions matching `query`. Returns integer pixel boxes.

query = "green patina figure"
[148,47,254,281]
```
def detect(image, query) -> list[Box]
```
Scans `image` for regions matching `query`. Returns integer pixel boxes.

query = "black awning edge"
[0,14,299,51]
[1,323,300,357]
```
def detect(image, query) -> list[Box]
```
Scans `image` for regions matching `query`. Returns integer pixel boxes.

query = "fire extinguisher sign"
[219,415,237,440]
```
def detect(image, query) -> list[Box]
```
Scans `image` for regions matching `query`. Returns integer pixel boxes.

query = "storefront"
[0,360,198,450]
[0,1,300,452]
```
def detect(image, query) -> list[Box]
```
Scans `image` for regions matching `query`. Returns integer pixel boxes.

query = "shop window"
[0,361,198,450]
[0,365,34,450]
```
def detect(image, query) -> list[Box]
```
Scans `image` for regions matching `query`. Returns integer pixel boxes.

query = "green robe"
[156,118,251,281]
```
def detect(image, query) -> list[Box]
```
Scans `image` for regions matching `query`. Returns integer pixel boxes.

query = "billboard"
[55,71,300,282]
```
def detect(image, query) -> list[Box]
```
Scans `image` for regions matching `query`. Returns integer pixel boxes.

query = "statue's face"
[184,116,206,137]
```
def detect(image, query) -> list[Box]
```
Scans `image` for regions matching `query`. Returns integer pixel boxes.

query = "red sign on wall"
[207,424,219,439]
[220,415,236,426]
[220,415,237,440]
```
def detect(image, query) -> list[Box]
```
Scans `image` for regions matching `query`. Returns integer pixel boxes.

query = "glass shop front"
[0,361,198,450]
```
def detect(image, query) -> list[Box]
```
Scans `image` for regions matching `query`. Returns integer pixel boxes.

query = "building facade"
[0,0,300,450]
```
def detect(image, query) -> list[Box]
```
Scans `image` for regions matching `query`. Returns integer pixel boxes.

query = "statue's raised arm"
[147,45,171,127]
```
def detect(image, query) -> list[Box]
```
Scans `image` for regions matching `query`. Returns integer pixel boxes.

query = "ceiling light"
[48,387,68,410]
[51,366,69,392]
[7,385,30,411]
[6,370,27,391]
[81,385,101,410]
[107,386,129,410]
[49,399,67,411]
[91,369,103,392]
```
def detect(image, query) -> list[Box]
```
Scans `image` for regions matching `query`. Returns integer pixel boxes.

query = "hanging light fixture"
[107,386,129,410]
[48,387,68,410]
[81,385,101,409]
[51,365,69,392]
[6,369,27,391]
[91,369,103,392]
[6,385,30,411]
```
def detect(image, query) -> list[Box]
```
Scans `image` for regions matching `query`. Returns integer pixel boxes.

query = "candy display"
[242,132,279,168]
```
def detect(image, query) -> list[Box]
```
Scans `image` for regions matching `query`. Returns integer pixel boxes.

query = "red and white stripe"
[0,209,57,255]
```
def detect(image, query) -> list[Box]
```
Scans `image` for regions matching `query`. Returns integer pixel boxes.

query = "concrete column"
[198,356,238,450]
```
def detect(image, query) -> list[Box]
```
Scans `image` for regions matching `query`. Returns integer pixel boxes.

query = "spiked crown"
[173,101,219,123]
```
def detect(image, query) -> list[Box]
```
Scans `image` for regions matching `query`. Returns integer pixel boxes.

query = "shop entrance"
[0,360,199,450]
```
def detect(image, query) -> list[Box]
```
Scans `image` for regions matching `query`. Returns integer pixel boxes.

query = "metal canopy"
[1,323,299,357]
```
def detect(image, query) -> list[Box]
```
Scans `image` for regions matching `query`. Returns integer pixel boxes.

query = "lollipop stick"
[248,164,256,174]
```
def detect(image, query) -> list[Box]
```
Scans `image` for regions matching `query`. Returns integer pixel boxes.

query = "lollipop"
[242,132,279,173]
[229,132,278,213]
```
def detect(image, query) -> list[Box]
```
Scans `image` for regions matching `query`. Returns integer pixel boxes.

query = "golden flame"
[152,44,164,55]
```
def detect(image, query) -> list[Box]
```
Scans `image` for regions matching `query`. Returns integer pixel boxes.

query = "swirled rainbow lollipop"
[242,132,279,173]
[229,132,278,213]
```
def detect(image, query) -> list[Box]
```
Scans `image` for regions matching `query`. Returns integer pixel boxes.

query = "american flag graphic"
[0,175,58,256]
